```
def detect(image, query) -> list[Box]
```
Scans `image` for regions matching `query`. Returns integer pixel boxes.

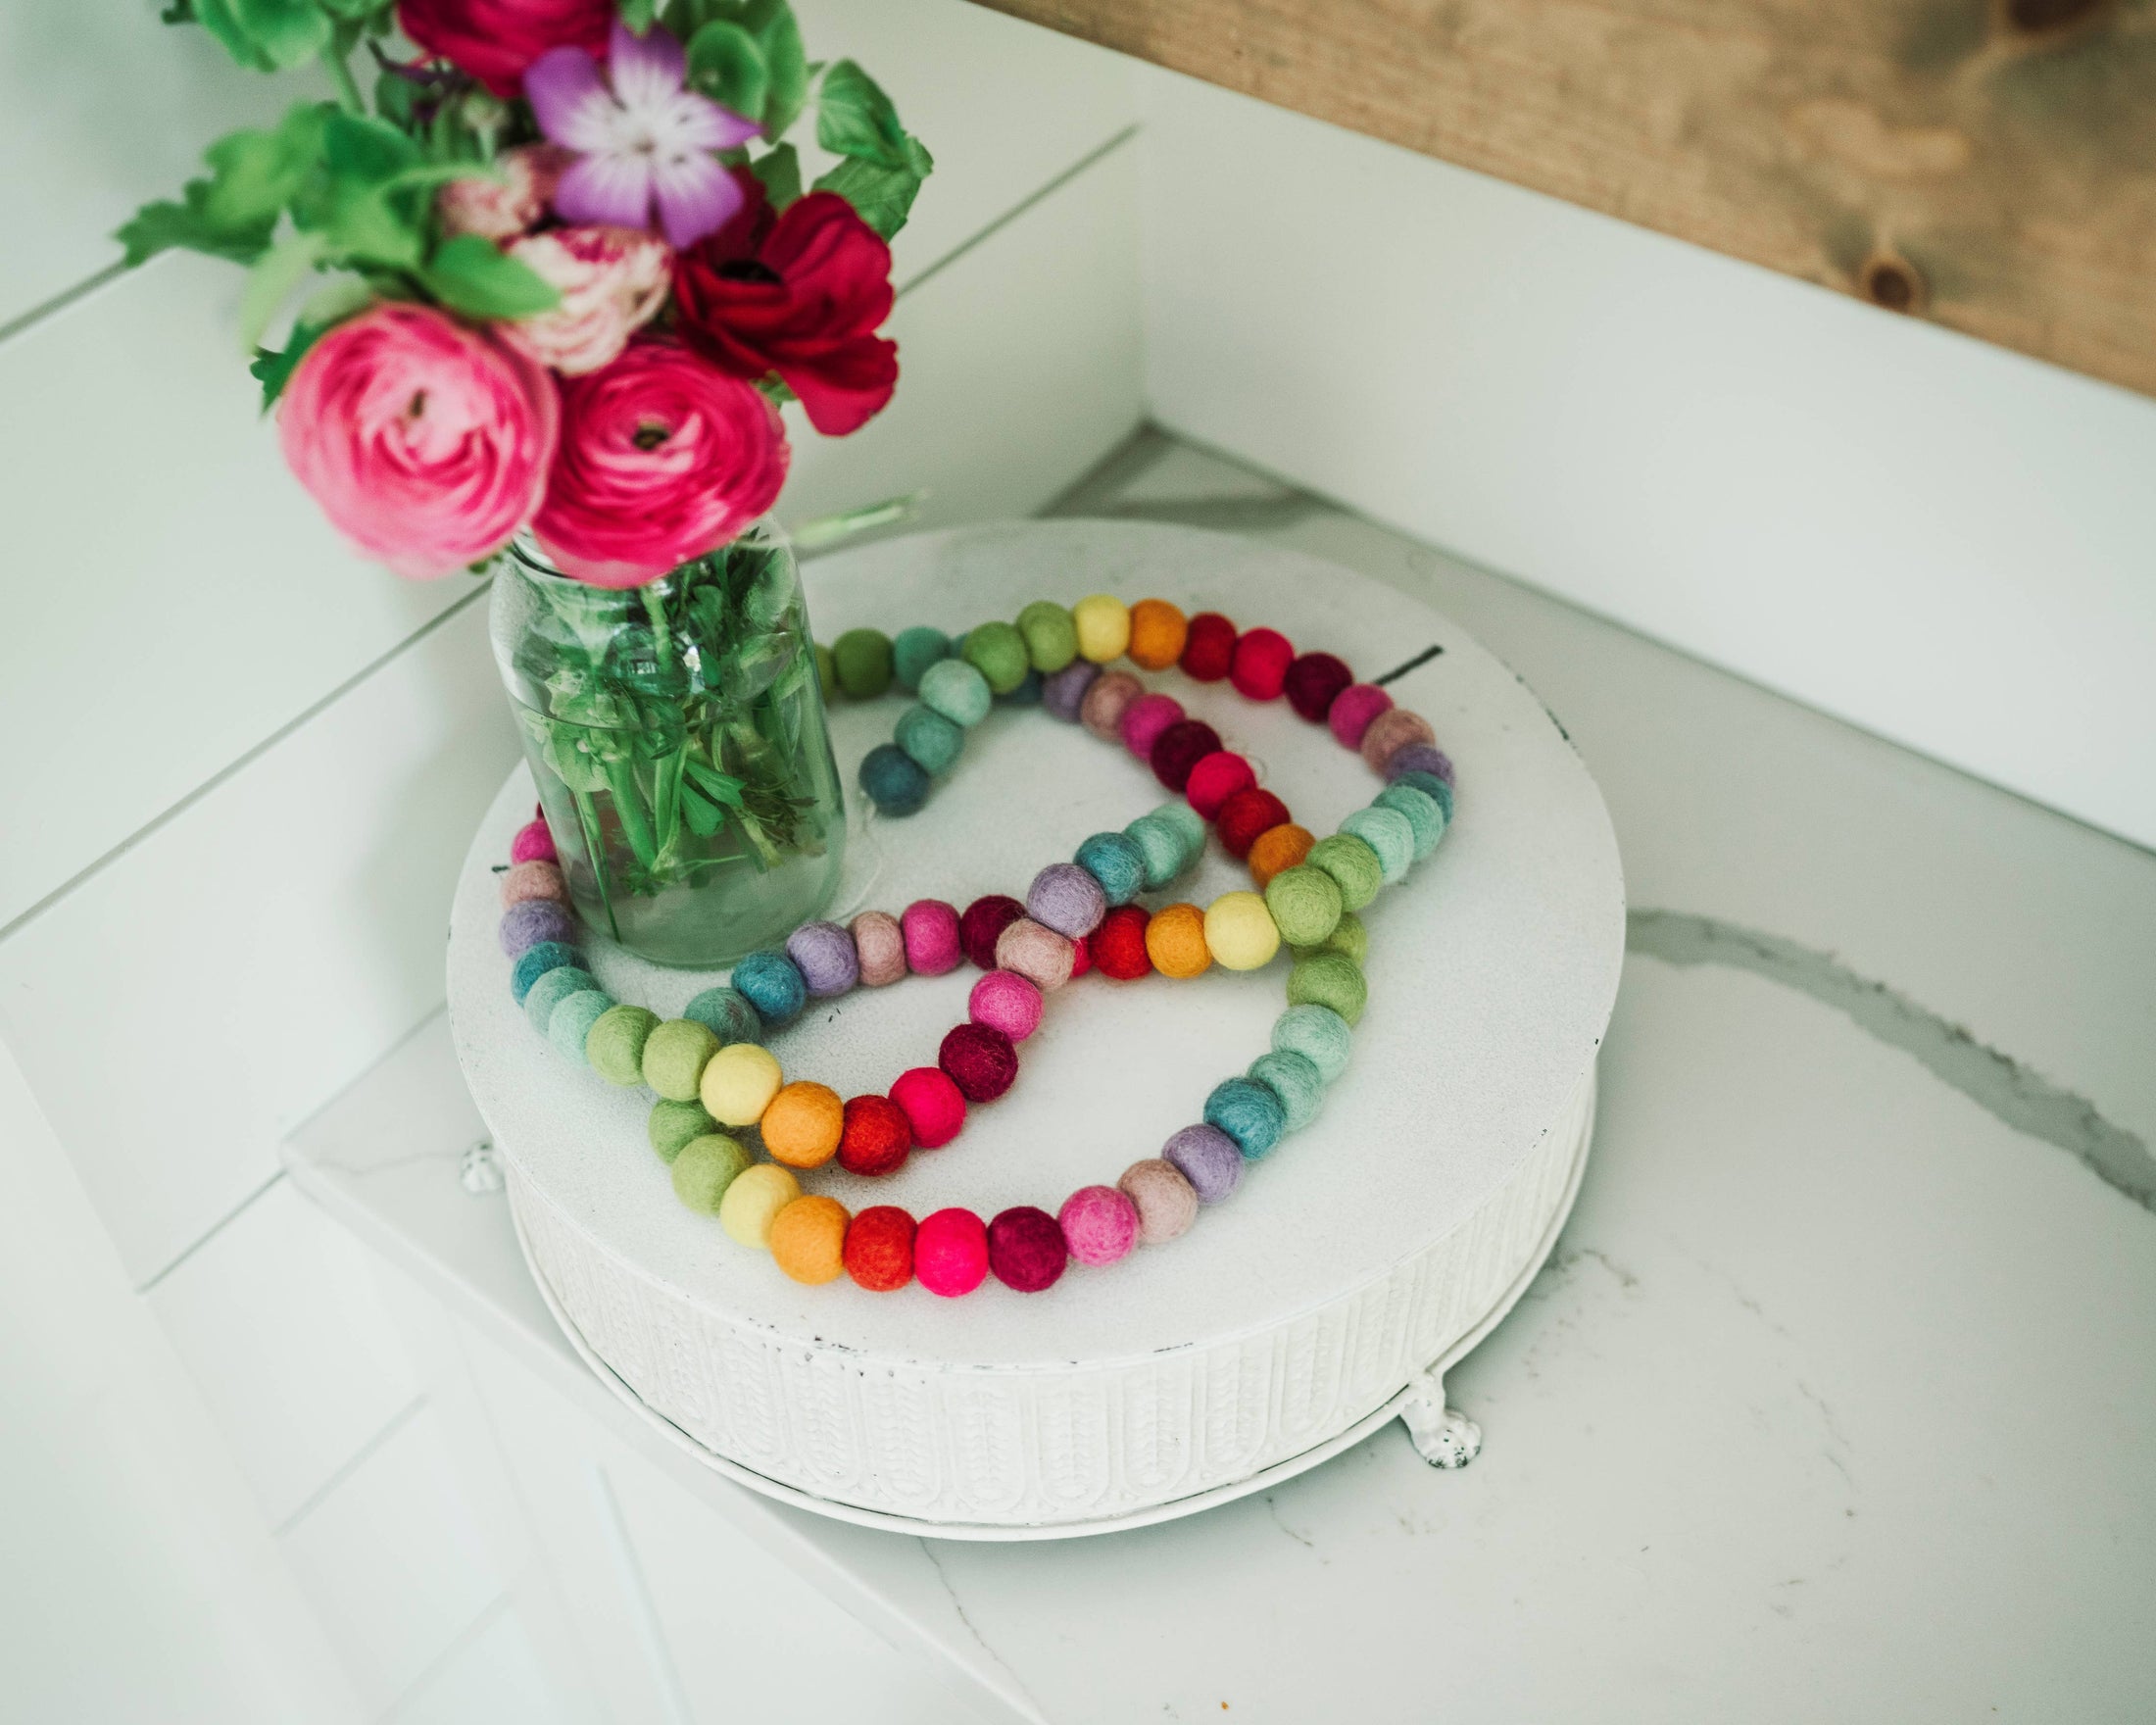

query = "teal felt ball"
[1150,800,1206,862]
[1374,783,1445,860]
[523,965,598,1032]
[510,940,582,1004]
[1074,831,1147,905]
[683,986,761,1046]
[1204,1076,1288,1159]
[1392,770,1454,823]
[895,704,964,775]
[730,950,808,1029]
[893,626,952,691]
[859,743,930,814]
[1249,1049,1325,1131]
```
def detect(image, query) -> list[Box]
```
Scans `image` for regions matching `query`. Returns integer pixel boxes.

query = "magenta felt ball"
[890,1066,966,1148]
[940,1022,1018,1102]
[915,1208,989,1297]
[901,899,962,976]
[969,970,1044,1041]
[1119,692,1184,760]
[1328,682,1394,748]
[510,818,557,864]
[1026,862,1107,939]
[1183,751,1255,820]
[1151,719,1222,791]
[1058,1185,1140,1266]
[1229,627,1295,701]
[988,1207,1068,1292]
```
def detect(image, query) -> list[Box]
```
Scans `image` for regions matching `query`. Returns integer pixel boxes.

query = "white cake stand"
[448,520,1625,1538]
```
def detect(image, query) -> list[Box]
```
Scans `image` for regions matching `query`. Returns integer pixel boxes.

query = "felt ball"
[940,1022,1018,1102]
[683,986,761,1046]
[1386,741,1456,790]
[1341,806,1415,885]
[1042,659,1101,721]
[1203,891,1282,971]
[1118,1158,1199,1244]
[1059,1186,1141,1266]
[1127,598,1188,670]
[813,642,836,700]
[1307,833,1384,912]
[641,1018,719,1102]
[1118,692,1185,761]
[1070,934,1093,978]
[837,1094,914,1177]
[1297,911,1368,968]
[1074,831,1147,906]
[500,898,575,958]
[1274,1004,1353,1082]
[1247,822,1316,888]
[1092,905,1152,979]
[995,918,1077,991]
[1027,862,1108,938]
[1283,652,1353,723]
[524,965,598,1032]
[671,1133,751,1213]
[988,1206,1068,1292]
[918,658,993,727]
[1180,612,1237,681]
[845,1206,916,1291]
[1327,682,1394,748]
[960,619,1030,694]
[1144,902,1211,979]
[859,743,930,815]
[1152,800,1207,859]
[587,1005,660,1086]
[785,920,858,998]
[1288,951,1368,1025]
[1151,719,1223,792]
[832,628,894,699]
[1001,668,1043,707]
[719,1162,800,1250]
[1184,751,1256,820]
[969,969,1045,1041]
[1015,600,1079,672]
[1229,627,1295,701]
[890,1066,966,1148]
[1163,1122,1244,1205]
[510,818,558,864]
[1079,669,1144,741]
[1123,814,1187,890]
[894,704,964,776]
[547,990,613,1061]
[1250,1049,1325,1131]
[700,1042,784,1127]
[1071,593,1131,664]
[650,1098,717,1164]
[731,949,808,1028]
[1393,769,1456,823]
[510,940,583,1004]
[959,895,1026,970]
[1375,783,1446,860]
[901,899,963,975]
[1359,707,1436,773]
[851,910,908,987]
[1264,864,1344,947]
[1211,788,1286,860]
[915,1208,990,1297]
[500,860,567,908]
[892,625,952,692]
[770,1195,851,1284]
[761,1081,845,1167]
[1205,1075,1288,1158]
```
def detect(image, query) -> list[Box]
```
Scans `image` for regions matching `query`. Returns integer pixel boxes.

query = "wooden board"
[967,0,2156,398]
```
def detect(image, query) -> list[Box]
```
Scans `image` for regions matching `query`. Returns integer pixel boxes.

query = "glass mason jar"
[488,520,846,967]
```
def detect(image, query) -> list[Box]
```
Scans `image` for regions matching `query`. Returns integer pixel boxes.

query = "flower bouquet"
[126,0,933,964]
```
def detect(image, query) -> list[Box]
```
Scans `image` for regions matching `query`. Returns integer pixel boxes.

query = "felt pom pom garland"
[498,592,1456,1297]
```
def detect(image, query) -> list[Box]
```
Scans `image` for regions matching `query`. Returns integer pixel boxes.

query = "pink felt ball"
[1058,1185,1141,1266]
[969,969,1045,1041]
[890,1066,966,1148]
[915,1208,990,1297]
[1229,627,1295,701]
[900,899,962,976]
[499,860,567,908]
[511,818,557,864]
[1327,682,1394,749]
[1183,751,1256,820]
[1119,692,1185,761]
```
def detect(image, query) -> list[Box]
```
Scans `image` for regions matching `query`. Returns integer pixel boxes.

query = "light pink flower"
[435,145,570,242]
[504,225,670,375]
[278,303,559,578]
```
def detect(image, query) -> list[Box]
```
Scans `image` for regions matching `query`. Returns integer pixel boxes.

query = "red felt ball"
[1150,719,1223,792]
[890,1065,966,1148]
[1180,612,1237,681]
[1183,751,1256,819]
[836,1093,914,1177]
[915,1208,989,1297]
[1069,934,1092,979]
[1092,905,1152,979]
[957,894,1025,970]
[843,1206,916,1292]
[1283,652,1353,723]
[988,1206,1068,1293]
[939,1022,1018,1102]
[1230,627,1295,701]
[1217,787,1293,859]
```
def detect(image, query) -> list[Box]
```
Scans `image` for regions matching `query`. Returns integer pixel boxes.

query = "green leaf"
[238,228,329,350]
[116,186,275,267]
[248,277,374,409]
[748,141,800,209]
[744,0,807,138]
[619,0,659,29]
[815,59,908,167]
[200,104,329,228]
[420,234,561,319]
[192,0,272,68]
[321,112,419,180]
[680,786,727,837]
[193,0,330,69]
[811,152,927,239]
[682,760,746,807]
[686,21,767,122]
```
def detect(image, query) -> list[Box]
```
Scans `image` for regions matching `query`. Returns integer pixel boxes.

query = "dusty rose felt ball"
[1079,669,1144,742]
[500,860,567,907]
[510,818,558,863]
[1283,652,1352,723]
[939,1023,1018,1102]
[850,910,907,986]
[1058,1186,1141,1266]
[1229,627,1295,701]
[843,1206,915,1292]
[1359,706,1437,772]
[1180,612,1237,681]
[889,1066,965,1148]
[958,895,1025,970]
[988,1206,1068,1292]
[969,970,1044,1042]
[836,1093,913,1177]
[1183,751,1255,820]
[915,1208,989,1297]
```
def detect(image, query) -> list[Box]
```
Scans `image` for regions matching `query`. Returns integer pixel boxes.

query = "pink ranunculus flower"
[435,145,571,242]
[504,225,671,375]
[533,336,788,587]
[278,303,560,579]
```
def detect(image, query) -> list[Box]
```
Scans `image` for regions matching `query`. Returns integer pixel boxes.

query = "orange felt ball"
[760,1081,844,1167]
[1127,598,1188,670]
[1144,902,1211,979]
[769,1195,850,1284]
[1248,823,1316,888]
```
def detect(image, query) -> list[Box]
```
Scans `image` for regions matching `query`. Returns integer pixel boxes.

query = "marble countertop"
[288,436,2156,1723]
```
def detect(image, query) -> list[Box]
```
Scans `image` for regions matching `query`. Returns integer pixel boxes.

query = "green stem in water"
[640,584,685,867]
[567,785,620,941]
[600,753,660,873]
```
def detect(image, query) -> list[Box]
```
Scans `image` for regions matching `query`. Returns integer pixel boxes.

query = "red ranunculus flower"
[396,0,612,98]
[672,176,899,437]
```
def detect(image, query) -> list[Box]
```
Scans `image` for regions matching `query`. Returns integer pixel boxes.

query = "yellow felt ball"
[700,1042,783,1128]
[1203,891,1282,971]
[1145,902,1212,979]
[768,1195,850,1284]
[718,1161,800,1250]
[1072,593,1132,664]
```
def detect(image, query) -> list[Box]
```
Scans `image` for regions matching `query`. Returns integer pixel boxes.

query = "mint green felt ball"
[1272,1003,1352,1083]
[1249,1049,1325,1131]
[1264,864,1344,948]
[832,628,894,699]
[893,626,952,692]
[587,1004,661,1085]
[895,703,965,775]
[918,658,993,727]
[1287,952,1367,1026]
[671,1133,751,1213]
[641,1018,719,1103]
[547,990,613,1061]
[1150,800,1206,862]
[1123,814,1187,890]
[960,619,1030,694]
[1293,911,1366,968]
[1341,806,1415,885]
[649,1098,716,1164]
[1015,601,1078,674]
[524,965,597,1034]
[1307,833,1383,912]
[1375,783,1446,859]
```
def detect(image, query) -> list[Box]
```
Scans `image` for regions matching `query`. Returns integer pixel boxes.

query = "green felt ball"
[1014,601,1078,674]
[1150,800,1206,862]
[587,1004,661,1085]
[641,1017,719,1102]
[960,619,1030,695]
[918,658,993,727]
[832,628,895,699]
[1375,783,1446,860]
[671,1133,752,1213]
[524,965,598,1034]
[1264,864,1344,948]
[1307,833,1383,912]
[1287,951,1367,1026]
[649,1099,716,1164]
[895,703,965,775]
[813,642,836,701]
[1294,911,1367,968]
[1249,1049,1326,1131]
[1341,806,1415,885]
[1272,1003,1352,1083]
[893,626,952,691]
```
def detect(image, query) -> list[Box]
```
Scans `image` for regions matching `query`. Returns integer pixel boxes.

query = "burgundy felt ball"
[836,1093,914,1177]
[1284,652,1353,722]
[1150,719,1223,792]
[1183,751,1256,820]
[889,1066,966,1148]
[988,1206,1068,1292]
[957,894,1025,970]
[844,1206,915,1291]
[915,1208,989,1297]
[939,1022,1018,1102]
[1229,627,1295,701]
[1093,905,1152,979]
[1180,613,1237,681]
[1217,787,1292,859]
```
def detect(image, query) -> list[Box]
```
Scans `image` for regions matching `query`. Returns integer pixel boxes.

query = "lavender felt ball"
[1042,659,1101,722]
[786,920,859,998]
[500,898,576,958]
[1163,1122,1245,1204]
[1385,742,1454,788]
[1026,862,1108,939]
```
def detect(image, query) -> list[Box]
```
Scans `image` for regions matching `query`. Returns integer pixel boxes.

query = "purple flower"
[524,21,760,250]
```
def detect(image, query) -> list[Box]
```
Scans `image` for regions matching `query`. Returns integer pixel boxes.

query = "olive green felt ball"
[641,1017,719,1102]
[960,619,1031,694]
[1287,951,1367,1026]
[832,628,895,699]
[1307,833,1383,912]
[649,1098,716,1164]
[671,1133,752,1213]
[893,625,952,691]
[1294,910,1367,967]
[1264,863,1344,948]
[1015,601,1078,674]
[813,642,836,701]
[587,1004,661,1085]
[895,703,964,775]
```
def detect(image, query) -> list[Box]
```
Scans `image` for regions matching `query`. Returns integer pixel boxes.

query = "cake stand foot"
[1399,1371,1482,1469]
